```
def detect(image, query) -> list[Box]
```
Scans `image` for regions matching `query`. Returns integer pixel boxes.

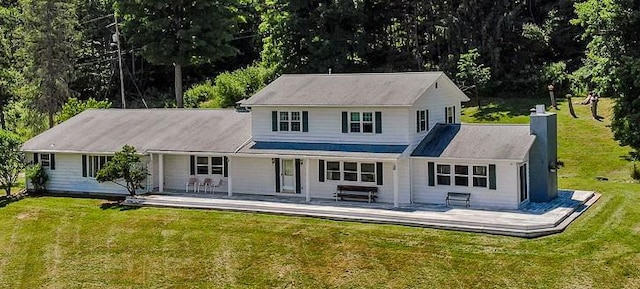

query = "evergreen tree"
[21,0,79,128]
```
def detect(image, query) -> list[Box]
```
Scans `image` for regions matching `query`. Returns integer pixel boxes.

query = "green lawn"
[1,99,639,288]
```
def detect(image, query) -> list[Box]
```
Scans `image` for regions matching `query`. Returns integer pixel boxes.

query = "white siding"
[411,158,520,209]
[26,153,134,195]
[306,159,397,203]
[161,154,229,193]
[409,76,465,145]
[251,107,410,145]
[231,156,277,194]
[228,157,404,204]
[396,158,411,204]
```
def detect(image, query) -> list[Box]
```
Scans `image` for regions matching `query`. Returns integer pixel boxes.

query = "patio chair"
[199,178,213,193]
[211,178,223,193]
[186,176,198,193]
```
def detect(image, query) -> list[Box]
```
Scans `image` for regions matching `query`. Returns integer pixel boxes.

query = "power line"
[80,13,114,25]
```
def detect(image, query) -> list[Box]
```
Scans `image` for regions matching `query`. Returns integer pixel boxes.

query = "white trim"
[393,161,399,207]
[227,157,232,197]
[305,158,310,202]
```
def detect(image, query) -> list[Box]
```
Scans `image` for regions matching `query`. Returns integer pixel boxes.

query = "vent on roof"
[435,82,438,89]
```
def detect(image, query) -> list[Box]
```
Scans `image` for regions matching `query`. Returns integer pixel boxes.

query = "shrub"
[26,163,48,192]
[184,80,216,108]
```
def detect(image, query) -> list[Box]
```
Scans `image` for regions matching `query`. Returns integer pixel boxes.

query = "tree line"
[0,0,639,156]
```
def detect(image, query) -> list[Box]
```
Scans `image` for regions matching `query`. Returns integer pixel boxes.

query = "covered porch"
[146,147,410,207]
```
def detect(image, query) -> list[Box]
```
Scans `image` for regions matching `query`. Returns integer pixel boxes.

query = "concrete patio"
[122,190,599,238]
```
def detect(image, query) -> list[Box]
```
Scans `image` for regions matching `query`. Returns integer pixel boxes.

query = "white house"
[21,72,558,209]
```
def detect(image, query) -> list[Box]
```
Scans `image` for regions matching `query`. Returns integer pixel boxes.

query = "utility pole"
[113,14,126,109]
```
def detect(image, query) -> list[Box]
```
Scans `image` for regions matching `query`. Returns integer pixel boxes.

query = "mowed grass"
[0,98,639,288]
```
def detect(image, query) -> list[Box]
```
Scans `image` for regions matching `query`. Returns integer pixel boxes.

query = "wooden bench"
[335,185,378,203]
[446,192,471,208]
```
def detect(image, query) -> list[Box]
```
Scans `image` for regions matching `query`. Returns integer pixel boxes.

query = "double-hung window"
[436,164,451,185]
[360,163,376,182]
[343,162,358,181]
[195,156,225,175]
[326,161,341,180]
[445,106,455,124]
[350,112,374,133]
[211,157,224,175]
[417,109,429,132]
[279,112,290,131]
[40,153,51,168]
[275,111,304,132]
[454,165,469,186]
[86,155,113,178]
[472,165,488,187]
[196,157,209,175]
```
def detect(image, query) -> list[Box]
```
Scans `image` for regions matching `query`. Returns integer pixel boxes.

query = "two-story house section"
[21,72,559,210]
[235,72,469,205]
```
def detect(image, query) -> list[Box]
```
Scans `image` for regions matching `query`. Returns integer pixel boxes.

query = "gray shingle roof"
[242,72,467,106]
[411,123,536,161]
[22,109,251,154]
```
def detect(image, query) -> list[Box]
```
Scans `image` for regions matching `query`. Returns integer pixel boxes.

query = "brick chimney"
[529,105,558,202]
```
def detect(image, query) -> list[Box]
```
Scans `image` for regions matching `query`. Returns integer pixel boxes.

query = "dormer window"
[272,111,308,132]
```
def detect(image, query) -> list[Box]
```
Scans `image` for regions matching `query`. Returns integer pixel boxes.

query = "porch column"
[227,157,233,197]
[148,154,154,192]
[305,158,310,202]
[158,154,164,193]
[393,161,399,208]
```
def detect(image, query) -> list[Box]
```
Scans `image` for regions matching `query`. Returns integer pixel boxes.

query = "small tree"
[0,130,26,196]
[456,48,491,108]
[96,145,147,196]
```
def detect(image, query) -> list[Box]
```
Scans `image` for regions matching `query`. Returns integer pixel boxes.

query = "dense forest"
[0,0,638,153]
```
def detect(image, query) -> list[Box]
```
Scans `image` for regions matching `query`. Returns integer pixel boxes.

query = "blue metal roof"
[250,141,408,154]
[411,123,535,160]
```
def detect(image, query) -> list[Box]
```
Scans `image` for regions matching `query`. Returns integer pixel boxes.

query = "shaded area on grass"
[100,201,140,211]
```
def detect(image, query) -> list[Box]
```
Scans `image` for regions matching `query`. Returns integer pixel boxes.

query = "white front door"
[282,159,295,192]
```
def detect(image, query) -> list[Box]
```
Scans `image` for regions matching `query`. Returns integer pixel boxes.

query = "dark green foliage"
[0,130,25,195]
[185,64,276,108]
[25,163,47,193]
[574,0,640,155]
[21,0,79,128]
[0,3,19,130]
[456,48,491,106]
[117,0,239,107]
[56,97,112,123]
[184,81,216,108]
[96,145,147,196]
